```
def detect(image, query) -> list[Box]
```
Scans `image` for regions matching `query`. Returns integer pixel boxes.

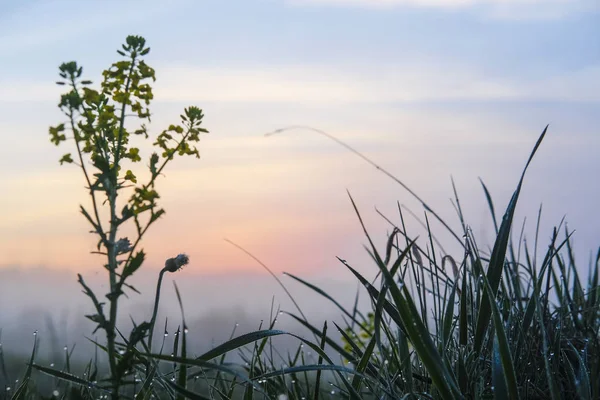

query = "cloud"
[152,63,600,104]
[286,0,597,19]
[2,63,598,104]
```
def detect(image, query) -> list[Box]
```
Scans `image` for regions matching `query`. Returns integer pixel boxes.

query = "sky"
[0,0,599,347]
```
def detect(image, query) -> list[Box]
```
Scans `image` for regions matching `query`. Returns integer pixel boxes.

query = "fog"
[0,266,366,365]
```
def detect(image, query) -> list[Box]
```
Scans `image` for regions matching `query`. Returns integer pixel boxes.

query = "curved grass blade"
[265,125,465,246]
[196,329,286,361]
[31,363,109,392]
[474,125,548,352]
[284,272,369,331]
[479,178,499,236]
[11,335,37,400]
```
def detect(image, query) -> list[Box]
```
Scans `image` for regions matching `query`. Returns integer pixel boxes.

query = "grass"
[1,123,598,400]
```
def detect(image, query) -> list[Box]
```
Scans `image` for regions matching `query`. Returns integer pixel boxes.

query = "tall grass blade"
[11,335,37,400]
[474,125,548,352]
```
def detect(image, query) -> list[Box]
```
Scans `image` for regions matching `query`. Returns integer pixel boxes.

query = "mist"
[0,265,366,364]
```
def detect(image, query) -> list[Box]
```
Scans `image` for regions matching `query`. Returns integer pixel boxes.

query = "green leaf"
[121,250,145,281]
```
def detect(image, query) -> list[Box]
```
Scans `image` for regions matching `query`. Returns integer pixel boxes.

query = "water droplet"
[53,390,59,397]
[50,363,55,367]
[63,346,68,351]
[33,330,38,336]
[330,390,335,395]
[184,328,189,334]
[164,332,169,337]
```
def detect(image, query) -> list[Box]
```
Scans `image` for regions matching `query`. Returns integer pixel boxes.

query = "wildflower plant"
[47,35,207,397]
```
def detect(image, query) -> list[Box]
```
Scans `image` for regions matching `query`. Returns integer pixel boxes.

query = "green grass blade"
[11,335,37,400]
[173,282,188,400]
[31,363,109,392]
[478,259,519,400]
[569,342,591,400]
[491,336,509,400]
[474,125,548,352]
[196,329,286,361]
[313,321,327,400]
[479,178,499,235]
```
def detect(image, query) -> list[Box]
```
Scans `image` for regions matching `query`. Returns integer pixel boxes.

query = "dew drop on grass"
[63,346,68,351]
[53,390,59,397]
[33,330,38,336]
[331,390,335,395]
[184,328,189,334]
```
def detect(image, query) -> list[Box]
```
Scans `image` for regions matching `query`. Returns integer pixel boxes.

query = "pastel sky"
[0,0,598,279]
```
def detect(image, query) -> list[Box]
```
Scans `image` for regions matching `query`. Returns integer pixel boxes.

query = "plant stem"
[148,268,167,352]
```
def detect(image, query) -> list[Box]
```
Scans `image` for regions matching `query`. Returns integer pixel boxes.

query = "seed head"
[164,253,189,273]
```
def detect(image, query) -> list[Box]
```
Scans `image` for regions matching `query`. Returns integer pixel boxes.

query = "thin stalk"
[265,125,465,247]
